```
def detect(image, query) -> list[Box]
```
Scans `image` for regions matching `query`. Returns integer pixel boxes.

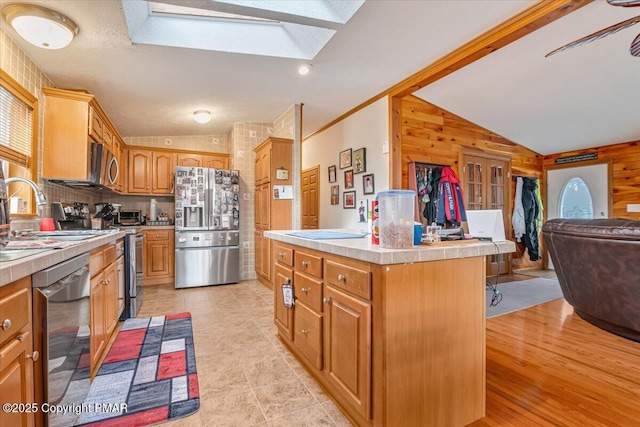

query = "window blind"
[0,85,33,167]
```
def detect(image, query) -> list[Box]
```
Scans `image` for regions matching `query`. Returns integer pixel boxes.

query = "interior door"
[301,166,320,229]
[463,153,510,275]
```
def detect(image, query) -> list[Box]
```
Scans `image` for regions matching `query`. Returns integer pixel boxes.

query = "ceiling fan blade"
[631,32,640,55]
[546,15,640,57]
[607,0,640,7]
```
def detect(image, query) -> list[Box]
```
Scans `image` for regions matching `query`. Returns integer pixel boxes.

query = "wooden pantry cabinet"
[254,137,293,287]
[143,229,175,286]
[272,242,486,427]
[0,277,35,427]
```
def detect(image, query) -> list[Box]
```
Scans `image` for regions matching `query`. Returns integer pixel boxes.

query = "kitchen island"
[265,230,515,427]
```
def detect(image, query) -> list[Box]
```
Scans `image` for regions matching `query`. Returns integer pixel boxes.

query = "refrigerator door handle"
[203,167,210,229]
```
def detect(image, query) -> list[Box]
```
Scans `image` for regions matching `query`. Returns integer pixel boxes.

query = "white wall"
[302,97,389,229]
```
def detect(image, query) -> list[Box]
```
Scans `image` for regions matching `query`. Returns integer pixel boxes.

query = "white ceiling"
[415,1,640,156]
[4,1,638,157]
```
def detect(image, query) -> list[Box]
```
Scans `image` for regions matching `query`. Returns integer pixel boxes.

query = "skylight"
[122,0,365,60]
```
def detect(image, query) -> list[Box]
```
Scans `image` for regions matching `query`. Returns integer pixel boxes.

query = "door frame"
[542,158,613,269]
[301,165,320,229]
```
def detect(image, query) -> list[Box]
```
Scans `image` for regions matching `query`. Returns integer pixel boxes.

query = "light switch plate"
[627,204,640,213]
[382,141,389,154]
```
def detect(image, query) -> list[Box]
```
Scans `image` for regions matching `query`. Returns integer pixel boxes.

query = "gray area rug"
[486,277,564,318]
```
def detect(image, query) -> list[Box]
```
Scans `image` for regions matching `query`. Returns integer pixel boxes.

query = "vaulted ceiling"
[3,1,639,156]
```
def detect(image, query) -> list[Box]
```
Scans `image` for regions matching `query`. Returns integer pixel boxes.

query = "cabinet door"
[88,106,104,143]
[255,231,263,277]
[254,187,261,229]
[203,154,229,169]
[294,302,323,370]
[324,286,371,420]
[117,256,125,317]
[103,262,119,337]
[261,149,271,183]
[176,153,203,167]
[144,239,170,277]
[128,149,152,193]
[152,152,175,194]
[255,155,262,185]
[103,125,114,151]
[0,331,34,427]
[274,265,294,341]
[118,144,126,192]
[90,272,106,371]
[260,183,271,230]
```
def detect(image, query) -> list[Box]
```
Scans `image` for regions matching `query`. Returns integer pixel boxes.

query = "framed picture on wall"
[352,148,366,174]
[331,185,339,205]
[339,148,352,169]
[363,173,375,195]
[328,165,337,183]
[343,191,356,209]
[344,169,354,189]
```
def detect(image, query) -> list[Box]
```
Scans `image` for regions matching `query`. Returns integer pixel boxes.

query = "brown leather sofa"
[542,218,640,342]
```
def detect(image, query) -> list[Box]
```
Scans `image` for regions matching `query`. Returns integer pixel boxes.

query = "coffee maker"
[52,202,91,230]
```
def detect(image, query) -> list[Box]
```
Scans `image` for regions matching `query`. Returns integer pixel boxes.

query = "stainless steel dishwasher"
[32,253,91,427]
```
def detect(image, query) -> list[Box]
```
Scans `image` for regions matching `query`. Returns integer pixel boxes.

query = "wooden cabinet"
[128,149,175,195]
[254,137,293,287]
[143,229,175,285]
[272,241,487,426]
[89,242,121,376]
[42,88,123,193]
[116,255,125,318]
[0,277,35,427]
[177,153,230,169]
[324,285,371,419]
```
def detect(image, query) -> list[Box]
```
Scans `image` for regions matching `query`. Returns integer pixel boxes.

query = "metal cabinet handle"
[300,329,308,335]
[301,261,309,267]
[323,297,330,304]
[338,274,345,282]
[284,278,291,285]
[300,288,308,294]
[278,253,284,258]
[1,319,11,331]
[26,351,40,361]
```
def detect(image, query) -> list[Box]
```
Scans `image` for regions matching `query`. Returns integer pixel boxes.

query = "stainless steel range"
[119,226,144,319]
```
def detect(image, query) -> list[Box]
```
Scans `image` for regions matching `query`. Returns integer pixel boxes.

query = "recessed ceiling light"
[193,110,211,124]
[298,64,312,75]
[2,3,79,49]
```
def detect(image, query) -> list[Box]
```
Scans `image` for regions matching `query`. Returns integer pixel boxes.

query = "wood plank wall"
[399,95,544,270]
[543,140,640,220]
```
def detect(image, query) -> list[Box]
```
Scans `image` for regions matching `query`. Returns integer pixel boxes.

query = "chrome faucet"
[5,177,47,206]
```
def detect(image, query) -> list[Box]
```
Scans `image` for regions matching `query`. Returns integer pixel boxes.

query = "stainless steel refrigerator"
[174,167,240,288]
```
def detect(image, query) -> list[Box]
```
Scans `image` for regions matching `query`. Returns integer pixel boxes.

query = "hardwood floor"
[471,297,640,427]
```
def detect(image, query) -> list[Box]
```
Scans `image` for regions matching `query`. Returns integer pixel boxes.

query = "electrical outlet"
[250,130,256,138]
[164,138,172,145]
[243,242,250,249]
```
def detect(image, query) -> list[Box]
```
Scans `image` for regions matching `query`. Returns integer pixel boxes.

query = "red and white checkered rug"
[75,312,200,427]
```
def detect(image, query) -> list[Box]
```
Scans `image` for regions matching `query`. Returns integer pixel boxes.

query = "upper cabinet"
[42,88,122,188]
[176,153,230,169]
[128,149,175,195]
[254,137,292,185]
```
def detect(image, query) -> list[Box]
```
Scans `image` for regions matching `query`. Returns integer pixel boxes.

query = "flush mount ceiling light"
[2,3,79,49]
[298,64,313,75]
[193,110,211,124]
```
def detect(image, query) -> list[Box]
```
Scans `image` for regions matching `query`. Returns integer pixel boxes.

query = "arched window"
[559,177,593,219]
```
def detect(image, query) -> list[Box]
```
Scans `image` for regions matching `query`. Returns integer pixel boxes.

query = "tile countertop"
[0,231,127,288]
[265,229,516,265]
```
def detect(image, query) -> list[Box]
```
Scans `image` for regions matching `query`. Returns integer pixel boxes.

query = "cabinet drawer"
[103,244,118,266]
[89,248,105,276]
[146,230,170,241]
[294,250,323,279]
[294,272,323,312]
[0,286,30,346]
[294,302,323,370]
[326,259,371,300]
[274,244,293,267]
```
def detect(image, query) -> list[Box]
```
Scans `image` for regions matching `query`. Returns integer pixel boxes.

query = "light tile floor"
[136,281,354,427]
